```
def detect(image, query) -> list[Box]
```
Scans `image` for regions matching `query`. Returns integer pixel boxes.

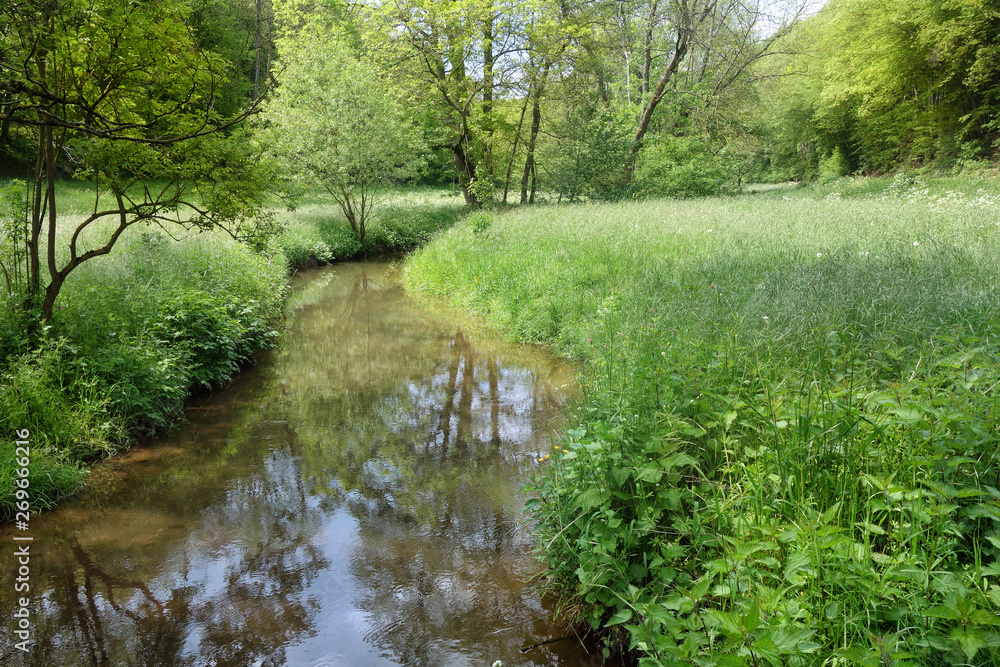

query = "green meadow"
[406,175,1000,665]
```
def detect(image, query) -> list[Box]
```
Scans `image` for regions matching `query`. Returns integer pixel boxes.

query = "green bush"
[84,335,190,434]
[635,136,736,198]
[819,146,852,181]
[543,105,635,202]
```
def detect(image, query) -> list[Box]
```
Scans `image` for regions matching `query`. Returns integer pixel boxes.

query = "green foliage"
[0,222,287,518]
[406,183,1000,664]
[819,147,852,180]
[0,0,281,322]
[756,0,1000,179]
[543,105,636,202]
[0,441,86,521]
[260,31,423,243]
[0,338,124,455]
[635,136,736,198]
[276,187,464,268]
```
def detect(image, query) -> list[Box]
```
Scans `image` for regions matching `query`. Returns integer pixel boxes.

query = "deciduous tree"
[0,0,276,323]
[259,33,422,245]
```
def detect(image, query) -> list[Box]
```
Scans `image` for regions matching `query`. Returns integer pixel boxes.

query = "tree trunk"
[453,139,478,207]
[529,161,538,205]
[27,130,43,301]
[478,16,495,198]
[253,0,263,97]
[0,108,10,143]
[502,94,530,204]
[521,81,544,205]
[41,274,62,322]
[626,29,692,182]
[642,0,659,94]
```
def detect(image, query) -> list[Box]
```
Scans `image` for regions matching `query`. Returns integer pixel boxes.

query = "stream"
[1,260,619,666]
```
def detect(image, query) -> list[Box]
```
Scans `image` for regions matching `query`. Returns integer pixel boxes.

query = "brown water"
[1,260,620,666]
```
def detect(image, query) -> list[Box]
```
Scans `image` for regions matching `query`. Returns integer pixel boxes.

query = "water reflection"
[1,261,614,666]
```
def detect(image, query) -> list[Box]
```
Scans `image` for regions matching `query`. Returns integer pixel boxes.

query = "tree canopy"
[0,0,277,322]
[756,0,1000,177]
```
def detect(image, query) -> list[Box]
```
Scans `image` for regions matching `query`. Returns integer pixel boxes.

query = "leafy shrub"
[819,146,852,181]
[635,136,736,198]
[83,336,189,435]
[544,105,635,202]
[150,291,247,389]
[467,210,493,236]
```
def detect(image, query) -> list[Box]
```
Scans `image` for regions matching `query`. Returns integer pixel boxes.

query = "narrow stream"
[2,260,617,666]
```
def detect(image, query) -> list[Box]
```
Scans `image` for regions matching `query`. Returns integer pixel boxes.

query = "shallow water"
[1,260,620,666]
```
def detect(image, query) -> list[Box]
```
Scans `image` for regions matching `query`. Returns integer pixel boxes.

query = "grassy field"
[406,174,1000,665]
[0,180,463,519]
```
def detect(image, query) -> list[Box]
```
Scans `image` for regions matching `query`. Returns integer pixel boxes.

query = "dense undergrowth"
[0,230,288,517]
[0,181,463,520]
[406,174,1000,665]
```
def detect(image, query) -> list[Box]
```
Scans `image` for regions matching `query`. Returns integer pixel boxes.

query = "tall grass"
[406,178,1000,665]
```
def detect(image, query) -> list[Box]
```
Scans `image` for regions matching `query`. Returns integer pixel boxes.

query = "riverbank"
[404,174,1000,665]
[0,182,465,520]
[0,260,596,666]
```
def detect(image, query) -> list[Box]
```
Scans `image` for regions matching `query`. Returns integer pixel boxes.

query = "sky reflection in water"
[1,260,618,667]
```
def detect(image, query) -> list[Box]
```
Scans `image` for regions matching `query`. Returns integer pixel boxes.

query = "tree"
[369,0,529,207]
[0,0,276,323]
[259,33,421,245]
[625,0,810,179]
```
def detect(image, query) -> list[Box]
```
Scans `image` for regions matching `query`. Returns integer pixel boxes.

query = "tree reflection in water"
[1,441,330,667]
[278,263,585,664]
[1,261,604,667]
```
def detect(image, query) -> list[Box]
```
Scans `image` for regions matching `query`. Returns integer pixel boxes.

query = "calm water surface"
[1,260,619,666]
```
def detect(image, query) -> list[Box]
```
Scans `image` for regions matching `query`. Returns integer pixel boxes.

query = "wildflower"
[707,229,713,233]
[912,241,920,246]
[544,454,550,459]
[710,283,716,288]
[816,252,822,258]
[763,315,770,322]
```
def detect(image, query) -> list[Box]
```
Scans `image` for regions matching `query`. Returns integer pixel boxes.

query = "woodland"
[3,0,1000,664]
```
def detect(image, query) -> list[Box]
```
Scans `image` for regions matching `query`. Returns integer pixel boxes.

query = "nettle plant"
[527,319,1000,666]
